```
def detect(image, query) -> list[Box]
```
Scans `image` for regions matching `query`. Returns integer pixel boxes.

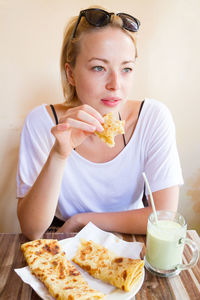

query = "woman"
[17,7,183,240]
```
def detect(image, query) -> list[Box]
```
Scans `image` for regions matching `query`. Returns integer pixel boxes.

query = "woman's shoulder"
[144,99,174,122]
[129,98,172,118]
[128,98,169,107]
[25,103,67,123]
[127,99,174,134]
[144,98,170,110]
[141,99,175,136]
[23,104,53,132]
[25,104,47,121]
[45,103,71,123]
[126,98,170,117]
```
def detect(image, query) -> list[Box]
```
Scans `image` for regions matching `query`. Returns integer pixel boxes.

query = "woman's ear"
[65,63,75,86]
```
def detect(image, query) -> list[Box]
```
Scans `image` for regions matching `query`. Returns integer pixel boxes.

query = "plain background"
[0,0,199,233]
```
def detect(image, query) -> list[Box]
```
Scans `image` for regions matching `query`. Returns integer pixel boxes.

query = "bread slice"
[21,239,104,300]
[95,112,125,147]
[72,239,144,292]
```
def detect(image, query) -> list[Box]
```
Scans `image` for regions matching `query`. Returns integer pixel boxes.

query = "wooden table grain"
[0,230,199,300]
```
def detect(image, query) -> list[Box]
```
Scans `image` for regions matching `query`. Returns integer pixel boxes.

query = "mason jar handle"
[176,238,199,271]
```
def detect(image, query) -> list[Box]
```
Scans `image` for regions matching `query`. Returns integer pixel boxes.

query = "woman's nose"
[105,71,120,91]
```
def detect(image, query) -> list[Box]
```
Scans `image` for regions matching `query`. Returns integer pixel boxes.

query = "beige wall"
[1,0,200,233]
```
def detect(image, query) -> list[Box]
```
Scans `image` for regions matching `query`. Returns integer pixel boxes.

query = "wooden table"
[0,230,199,299]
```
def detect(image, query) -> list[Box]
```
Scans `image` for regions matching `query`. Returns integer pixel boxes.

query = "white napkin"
[15,222,144,299]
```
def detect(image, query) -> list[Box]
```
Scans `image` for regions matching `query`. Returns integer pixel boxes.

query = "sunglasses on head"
[71,8,140,39]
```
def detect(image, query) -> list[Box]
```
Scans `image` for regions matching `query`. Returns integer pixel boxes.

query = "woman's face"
[67,26,136,115]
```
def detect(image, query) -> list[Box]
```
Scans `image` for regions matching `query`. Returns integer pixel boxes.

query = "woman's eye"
[123,67,132,73]
[92,66,104,72]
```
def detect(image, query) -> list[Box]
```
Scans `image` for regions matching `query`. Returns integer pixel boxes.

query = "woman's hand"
[57,214,84,233]
[51,104,104,159]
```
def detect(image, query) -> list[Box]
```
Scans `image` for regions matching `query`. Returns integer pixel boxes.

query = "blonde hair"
[60,6,139,106]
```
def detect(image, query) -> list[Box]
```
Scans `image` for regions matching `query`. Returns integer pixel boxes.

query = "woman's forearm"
[59,207,154,235]
[89,208,152,234]
[59,186,179,235]
[17,147,67,239]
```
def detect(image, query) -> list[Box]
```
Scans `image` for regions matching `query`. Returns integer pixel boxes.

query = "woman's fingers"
[56,123,69,131]
[71,110,104,131]
[59,105,104,132]
[60,118,97,132]
[51,118,96,139]
[51,104,105,154]
[78,104,104,124]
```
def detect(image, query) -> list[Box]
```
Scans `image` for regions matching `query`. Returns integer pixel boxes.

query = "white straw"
[142,172,158,224]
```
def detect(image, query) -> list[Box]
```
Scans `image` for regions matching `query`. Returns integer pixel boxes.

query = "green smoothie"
[146,220,186,270]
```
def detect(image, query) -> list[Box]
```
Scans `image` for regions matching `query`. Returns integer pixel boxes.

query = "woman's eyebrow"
[88,58,135,64]
[88,57,108,63]
[122,60,135,64]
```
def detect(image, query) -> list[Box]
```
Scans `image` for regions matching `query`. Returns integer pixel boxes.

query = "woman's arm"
[57,185,179,235]
[17,104,104,240]
[17,147,67,240]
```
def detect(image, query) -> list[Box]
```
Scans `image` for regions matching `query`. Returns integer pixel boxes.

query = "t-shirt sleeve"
[144,104,184,193]
[16,107,54,198]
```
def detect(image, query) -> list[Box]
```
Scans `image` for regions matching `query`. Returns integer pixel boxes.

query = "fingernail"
[57,123,68,130]
[97,125,104,132]
[98,115,104,123]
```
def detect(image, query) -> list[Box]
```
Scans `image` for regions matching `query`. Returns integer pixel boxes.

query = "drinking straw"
[142,172,158,224]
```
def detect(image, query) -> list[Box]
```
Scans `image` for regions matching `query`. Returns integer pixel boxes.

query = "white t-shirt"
[17,99,183,220]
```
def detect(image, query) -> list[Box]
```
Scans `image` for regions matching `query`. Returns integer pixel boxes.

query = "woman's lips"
[101,98,121,107]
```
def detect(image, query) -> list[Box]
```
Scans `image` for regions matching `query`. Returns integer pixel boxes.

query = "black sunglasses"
[71,8,140,39]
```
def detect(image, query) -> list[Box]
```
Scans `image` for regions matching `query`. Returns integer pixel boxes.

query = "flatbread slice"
[21,239,104,300]
[72,239,144,292]
[95,112,125,147]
